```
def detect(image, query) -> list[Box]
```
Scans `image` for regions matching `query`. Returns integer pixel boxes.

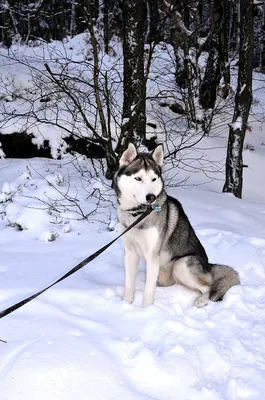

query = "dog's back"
[165,195,209,266]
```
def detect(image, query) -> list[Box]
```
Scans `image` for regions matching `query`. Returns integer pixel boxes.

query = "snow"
[231,116,243,132]
[0,153,265,400]
[0,33,265,400]
[239,84,246,95]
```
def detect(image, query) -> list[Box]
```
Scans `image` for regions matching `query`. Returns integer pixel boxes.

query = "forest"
[0,0,264,197]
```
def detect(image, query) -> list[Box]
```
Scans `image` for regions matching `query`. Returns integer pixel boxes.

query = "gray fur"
[114,144,240,307]
[209,264,240,301]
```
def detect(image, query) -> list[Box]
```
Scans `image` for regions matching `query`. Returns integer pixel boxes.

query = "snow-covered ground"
[1,33,265,400]
[0,148,265,400]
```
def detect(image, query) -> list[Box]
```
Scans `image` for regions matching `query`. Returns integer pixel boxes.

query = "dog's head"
[114,143,164,207]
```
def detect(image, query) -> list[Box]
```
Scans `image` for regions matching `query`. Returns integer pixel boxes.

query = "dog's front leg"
[123,247,139,304]
[143,257,159,307]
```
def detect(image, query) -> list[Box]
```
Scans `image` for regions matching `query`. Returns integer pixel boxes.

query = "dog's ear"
[151,144,164,167]
[119,143,137,167]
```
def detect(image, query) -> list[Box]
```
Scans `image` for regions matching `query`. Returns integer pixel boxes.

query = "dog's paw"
[142,296,154,308]
[194,293,209,308]
[123,292,134,304]
[142,301,153,307]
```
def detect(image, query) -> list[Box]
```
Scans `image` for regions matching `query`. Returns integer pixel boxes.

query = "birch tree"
[223,0,253,199]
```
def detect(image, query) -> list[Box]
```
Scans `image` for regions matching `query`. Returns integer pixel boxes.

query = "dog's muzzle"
[146,194,156,203]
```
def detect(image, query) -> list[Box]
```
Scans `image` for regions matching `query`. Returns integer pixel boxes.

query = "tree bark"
[120,0,146,141]
[103,0,109,53]
[199,0,228,109]
[146,0,159,43]
[227,0,239,54]
[260,1,265,72]
[223,0,253,199]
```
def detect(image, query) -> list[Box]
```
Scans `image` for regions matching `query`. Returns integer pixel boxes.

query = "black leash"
[0,207,153,319]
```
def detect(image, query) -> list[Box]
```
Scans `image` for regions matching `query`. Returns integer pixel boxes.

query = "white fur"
[194,292,210,308]
[123,247,139,304]
[172,257,212,307]
[119,143,137,166]
[122,225,159,307]
[152,145,164,167]
[118,146,164,306]
[118,170,163,207]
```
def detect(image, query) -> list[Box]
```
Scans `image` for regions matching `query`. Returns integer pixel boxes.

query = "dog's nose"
[146,194,156,203]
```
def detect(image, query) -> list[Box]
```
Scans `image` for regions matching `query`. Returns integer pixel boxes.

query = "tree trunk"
[199,0,227,110]
[146,0,159,43]
[227,0,239,54]
[220,0,230,93]
[103,0,109,53]
[170,1,191,89]
[253,2,265,70]
[223,0,253,199]
[70,0,77,37]
[120,0,146,143]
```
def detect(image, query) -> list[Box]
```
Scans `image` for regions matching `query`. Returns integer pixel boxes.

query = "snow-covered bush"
[0,165,85,241]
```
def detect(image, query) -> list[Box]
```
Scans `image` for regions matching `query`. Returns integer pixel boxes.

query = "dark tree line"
[1,0,264,73]
[0,0,97,44]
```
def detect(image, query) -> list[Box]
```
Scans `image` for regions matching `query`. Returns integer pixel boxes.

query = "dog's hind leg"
[172,256,212,308]
[157,266,175,287]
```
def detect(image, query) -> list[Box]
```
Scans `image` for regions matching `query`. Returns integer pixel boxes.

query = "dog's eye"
[152,178,157,182]
[134,177,141,181]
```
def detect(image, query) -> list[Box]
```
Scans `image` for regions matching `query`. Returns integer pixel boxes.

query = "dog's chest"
[122,226,159,258]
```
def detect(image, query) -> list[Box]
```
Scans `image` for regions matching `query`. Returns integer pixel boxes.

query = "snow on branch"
[163,0,193,37]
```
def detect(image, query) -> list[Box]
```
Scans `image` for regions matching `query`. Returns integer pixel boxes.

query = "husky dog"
[114,143,240,307]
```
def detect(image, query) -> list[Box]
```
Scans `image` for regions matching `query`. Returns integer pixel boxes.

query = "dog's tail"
[209,264,240,302]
